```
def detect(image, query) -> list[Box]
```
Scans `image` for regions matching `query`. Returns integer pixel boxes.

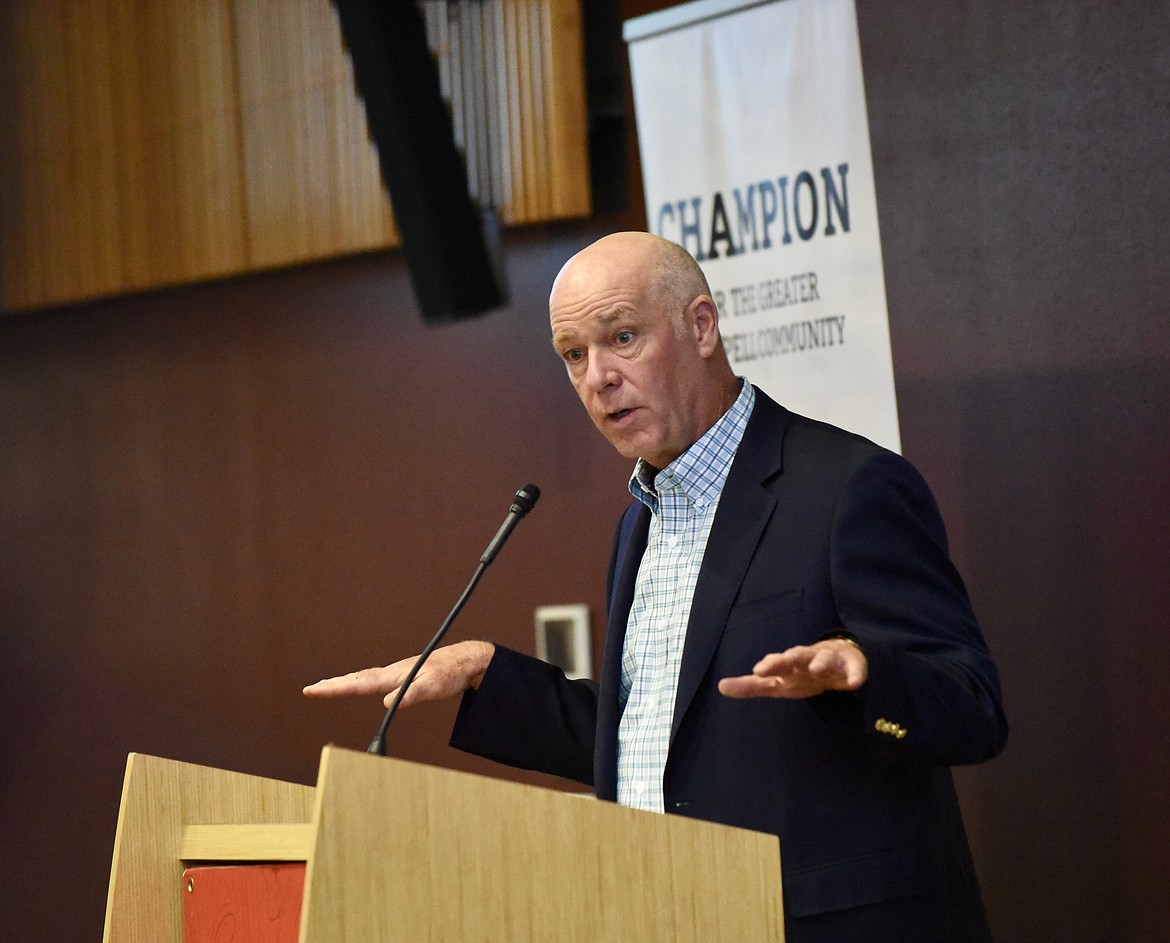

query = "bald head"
[548,232,739,468]
[551,232,717,336]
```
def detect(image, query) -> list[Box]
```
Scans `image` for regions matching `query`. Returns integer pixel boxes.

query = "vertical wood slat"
[232,0,396,270]
[515,0,541,220]
[463,0,587,225]
[528,0,551,220]
[104,0,246,289]
[0,0,588,314]
[62,3,122,294]
[501,0,527,219]
[467,4,488,204]
[542,0,589,218]
[487,3,509,210]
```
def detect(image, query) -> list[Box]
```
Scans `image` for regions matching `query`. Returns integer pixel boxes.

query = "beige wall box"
[534,604,592,680]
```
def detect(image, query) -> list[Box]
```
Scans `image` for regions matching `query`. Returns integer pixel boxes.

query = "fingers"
[303,641,496,707]
[384,665,443,709]
[388,640,494,707]
[718,639,868,700]
[813,638,868,690]
[303,661,411,699]
[718,666,822,700]
[717,674,784,699]
[751,646,827,681]
[757,641,866,687]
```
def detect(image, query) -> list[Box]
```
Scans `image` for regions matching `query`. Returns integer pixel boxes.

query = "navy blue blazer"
[452,388,1007,940]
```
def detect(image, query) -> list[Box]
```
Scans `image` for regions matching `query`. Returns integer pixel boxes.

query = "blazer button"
[875,717,908,739]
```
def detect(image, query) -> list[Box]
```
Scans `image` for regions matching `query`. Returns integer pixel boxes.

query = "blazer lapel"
[595,501,649,799]
[670,391,789,744]
[595,390,792,785]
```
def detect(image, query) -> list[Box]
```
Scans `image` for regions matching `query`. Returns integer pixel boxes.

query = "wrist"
[823,632,863,654]
[466,640,495,689]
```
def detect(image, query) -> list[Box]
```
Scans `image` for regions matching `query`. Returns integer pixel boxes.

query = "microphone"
[479,482,540,565]
[367,484,541,756]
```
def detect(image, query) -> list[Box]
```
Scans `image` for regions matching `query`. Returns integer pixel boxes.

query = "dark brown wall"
[0,224,636,940]
[2,2,1168,941]
[856,4,1170,940]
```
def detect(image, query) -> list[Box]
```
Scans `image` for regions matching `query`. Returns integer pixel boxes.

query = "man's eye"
[615,330,633,345]
[564,349,584,363]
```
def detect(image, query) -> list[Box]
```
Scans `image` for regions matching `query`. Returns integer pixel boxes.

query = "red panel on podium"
[182,863,305,943]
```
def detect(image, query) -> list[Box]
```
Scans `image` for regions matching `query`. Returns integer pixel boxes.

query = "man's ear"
[690,295,721,357]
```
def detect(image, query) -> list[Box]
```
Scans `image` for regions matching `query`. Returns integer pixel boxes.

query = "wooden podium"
[103,747,784,942]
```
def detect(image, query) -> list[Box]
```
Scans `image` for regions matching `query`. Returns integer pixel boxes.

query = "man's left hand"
[717,637,868,699]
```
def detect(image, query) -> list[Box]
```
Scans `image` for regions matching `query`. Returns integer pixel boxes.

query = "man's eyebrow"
[551,309,631,347]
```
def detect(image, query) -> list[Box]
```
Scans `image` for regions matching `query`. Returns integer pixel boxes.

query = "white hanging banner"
[625,0,901,452]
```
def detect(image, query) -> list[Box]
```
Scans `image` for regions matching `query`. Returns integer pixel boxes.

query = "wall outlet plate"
[534,604,592,680]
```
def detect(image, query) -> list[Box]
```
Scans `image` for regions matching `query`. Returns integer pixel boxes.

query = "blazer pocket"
[727,587,805,628]
[783,845,927,918]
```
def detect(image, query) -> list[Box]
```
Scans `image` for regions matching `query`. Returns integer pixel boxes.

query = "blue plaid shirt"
[617,379,755,812]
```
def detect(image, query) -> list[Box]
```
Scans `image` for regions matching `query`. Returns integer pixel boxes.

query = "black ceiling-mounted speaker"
[332,0,507,324]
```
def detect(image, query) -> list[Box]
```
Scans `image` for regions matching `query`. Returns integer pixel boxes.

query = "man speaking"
[305,231,1008,943]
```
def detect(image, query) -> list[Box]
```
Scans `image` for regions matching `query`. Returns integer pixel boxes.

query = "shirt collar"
[629,379,755,515]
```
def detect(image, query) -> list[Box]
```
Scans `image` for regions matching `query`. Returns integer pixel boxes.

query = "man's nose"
[585,348,620,392]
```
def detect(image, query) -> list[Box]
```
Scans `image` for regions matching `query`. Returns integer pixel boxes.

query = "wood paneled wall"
[425,0,589,221]
[0,0,588,312]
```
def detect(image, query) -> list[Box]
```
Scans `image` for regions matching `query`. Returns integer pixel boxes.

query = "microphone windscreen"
[512,484,541,515]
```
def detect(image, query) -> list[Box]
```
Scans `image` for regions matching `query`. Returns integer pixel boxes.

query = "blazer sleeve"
[448,644,599,786]
[815,449,1009,767]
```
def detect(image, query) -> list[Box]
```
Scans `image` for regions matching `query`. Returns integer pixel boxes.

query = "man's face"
[550,254,710,469]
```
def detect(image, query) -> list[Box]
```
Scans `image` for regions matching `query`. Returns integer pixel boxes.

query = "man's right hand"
[303,640,496,709]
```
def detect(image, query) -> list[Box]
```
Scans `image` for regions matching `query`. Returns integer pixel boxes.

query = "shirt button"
[667,535,679,548]
[634,782,646,795]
